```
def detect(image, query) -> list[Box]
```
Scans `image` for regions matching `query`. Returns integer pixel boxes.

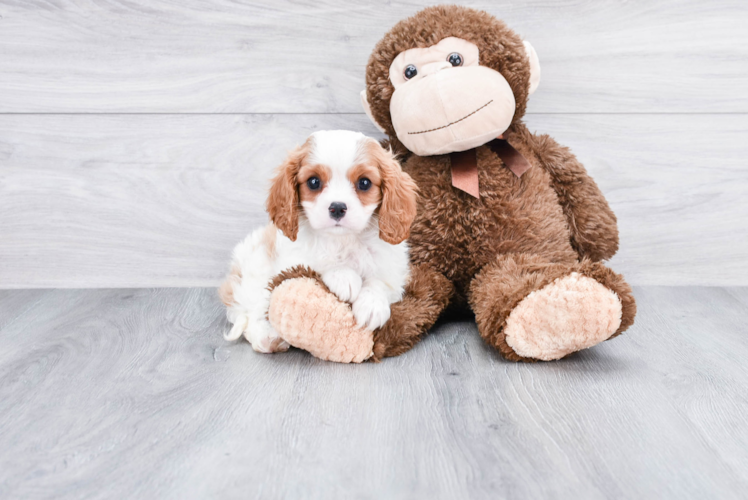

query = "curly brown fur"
[365,5,532,153]
[371,264,454,361]
[363,6,636,361]
[267,6,635,363]
[404,132,580,304]
[517,125,620,261]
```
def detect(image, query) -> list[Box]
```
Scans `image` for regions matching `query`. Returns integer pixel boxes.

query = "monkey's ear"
[523,41,541,95]
[360,90,386,133]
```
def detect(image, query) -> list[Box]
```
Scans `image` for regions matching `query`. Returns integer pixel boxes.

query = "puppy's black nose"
[329,202,347,221]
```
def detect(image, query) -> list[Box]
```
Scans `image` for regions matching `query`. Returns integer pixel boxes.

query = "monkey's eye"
[447,53,463,67]
[357,177,372,191]
[306,177,321,191]
[404,64,418,80]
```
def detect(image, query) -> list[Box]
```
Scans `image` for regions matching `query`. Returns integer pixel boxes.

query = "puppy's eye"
[404,64,417,80]
[306,177,321,190]
[447,53,463,67]
[357,178,372,191]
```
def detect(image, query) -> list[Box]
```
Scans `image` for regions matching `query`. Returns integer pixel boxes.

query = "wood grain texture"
[1,113,746,288]
[1,286,747,499]
[0,0,746,113]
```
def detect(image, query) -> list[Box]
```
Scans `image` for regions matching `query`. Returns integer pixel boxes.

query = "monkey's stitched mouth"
[407,100,493,135]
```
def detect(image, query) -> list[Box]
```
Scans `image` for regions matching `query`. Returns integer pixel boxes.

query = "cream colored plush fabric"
[504,273,622,361]
[268,278,374,363]
[523,41,541,95]
[361,36,541,156]
[389,64,515,156]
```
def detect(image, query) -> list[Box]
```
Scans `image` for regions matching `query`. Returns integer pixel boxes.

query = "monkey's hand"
[267,266,374,363]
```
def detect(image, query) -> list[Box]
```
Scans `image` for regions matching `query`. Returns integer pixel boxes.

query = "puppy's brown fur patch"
[297,163,332,204]
[218,262,242,307]
[363,139,418,245]
[347,163,383,207]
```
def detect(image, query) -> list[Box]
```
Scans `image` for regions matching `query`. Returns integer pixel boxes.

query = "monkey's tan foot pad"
[504,272,623,361]
[268,277,374,363]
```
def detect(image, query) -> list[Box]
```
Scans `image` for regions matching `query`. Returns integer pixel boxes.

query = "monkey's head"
[362,6,541,156]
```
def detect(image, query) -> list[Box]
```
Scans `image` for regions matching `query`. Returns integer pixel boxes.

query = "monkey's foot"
[504,272,622,361]
[268,268,374,364]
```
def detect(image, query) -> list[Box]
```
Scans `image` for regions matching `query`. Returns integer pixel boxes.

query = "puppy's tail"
[224,314,249,341]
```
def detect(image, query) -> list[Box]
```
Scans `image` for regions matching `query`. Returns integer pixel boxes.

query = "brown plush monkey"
[268,6,636,362]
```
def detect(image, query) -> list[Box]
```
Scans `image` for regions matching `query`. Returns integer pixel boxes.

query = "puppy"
[219,130,418,353]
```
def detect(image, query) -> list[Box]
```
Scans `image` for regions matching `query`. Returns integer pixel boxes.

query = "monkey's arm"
[372,263,453,360]
[529,131,619,262]
[266,263,453,363]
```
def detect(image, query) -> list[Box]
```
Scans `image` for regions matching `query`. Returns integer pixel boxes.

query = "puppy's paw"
[245,320,289,354]
[352,288,391,331]
[322,268,362,303]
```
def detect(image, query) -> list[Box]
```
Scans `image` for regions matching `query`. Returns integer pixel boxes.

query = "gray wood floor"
[1,286,747,499]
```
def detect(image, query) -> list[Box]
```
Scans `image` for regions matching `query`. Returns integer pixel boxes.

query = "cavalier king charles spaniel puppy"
[220,130,418,353]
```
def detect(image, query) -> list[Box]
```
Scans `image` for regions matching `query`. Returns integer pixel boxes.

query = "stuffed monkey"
[267,5,636,362]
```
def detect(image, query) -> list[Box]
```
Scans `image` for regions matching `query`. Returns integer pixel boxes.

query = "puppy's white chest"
[312,237,375,276]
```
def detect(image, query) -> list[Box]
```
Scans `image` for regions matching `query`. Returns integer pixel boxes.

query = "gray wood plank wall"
[1,0,747,287]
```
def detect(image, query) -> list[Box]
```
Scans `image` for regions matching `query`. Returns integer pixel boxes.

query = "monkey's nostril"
[329,202,347,221]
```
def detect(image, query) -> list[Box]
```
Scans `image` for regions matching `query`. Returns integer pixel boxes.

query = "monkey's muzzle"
[390,66,516,156]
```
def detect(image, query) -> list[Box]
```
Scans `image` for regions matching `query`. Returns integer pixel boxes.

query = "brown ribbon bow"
[450,138,532,198]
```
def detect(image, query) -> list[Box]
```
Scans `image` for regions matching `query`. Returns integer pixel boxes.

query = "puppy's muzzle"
[329,202,347,221]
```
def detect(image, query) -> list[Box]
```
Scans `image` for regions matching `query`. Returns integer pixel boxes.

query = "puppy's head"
[267,130,417,244]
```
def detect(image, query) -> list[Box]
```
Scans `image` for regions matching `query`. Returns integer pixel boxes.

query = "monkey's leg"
[267,264,453,363]
[468,254,636,362]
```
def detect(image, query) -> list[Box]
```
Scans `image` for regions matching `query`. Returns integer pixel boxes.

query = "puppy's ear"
[266,141,309,241]
[370,140,418,245]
